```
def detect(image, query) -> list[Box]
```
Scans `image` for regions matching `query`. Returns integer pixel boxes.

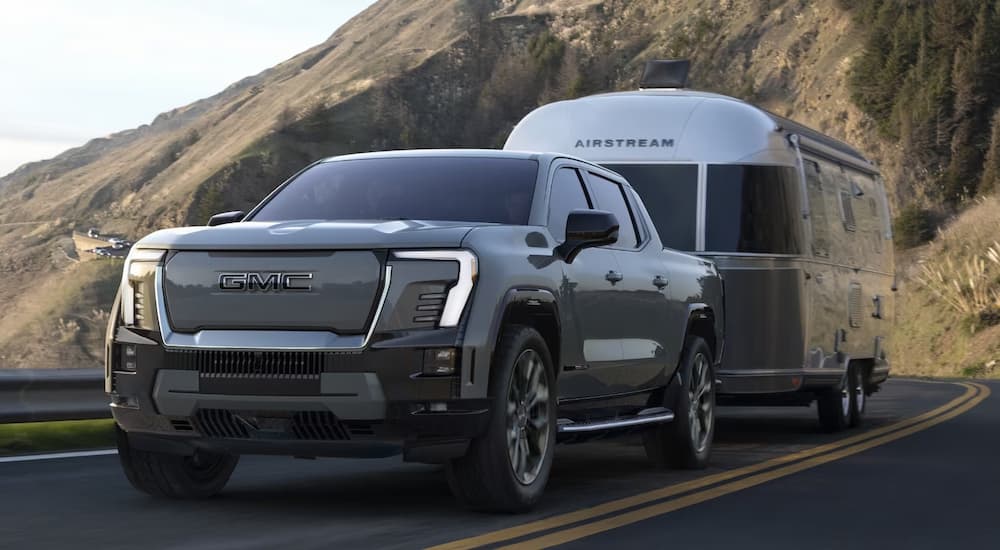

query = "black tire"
[848,362,867,428]
[446,325,556,512]
[116,426,238,499]
[643,336,715,469]
[816,371,851,432]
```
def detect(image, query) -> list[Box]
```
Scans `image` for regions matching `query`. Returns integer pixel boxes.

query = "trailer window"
[601,164,698,251]
[705,165,802,254]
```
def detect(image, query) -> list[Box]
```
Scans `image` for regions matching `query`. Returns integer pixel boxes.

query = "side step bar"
[557,407,674,434]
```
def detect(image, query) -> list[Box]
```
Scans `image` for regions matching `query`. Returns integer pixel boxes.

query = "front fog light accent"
[423,348,457,376]
[124,344,137,371]
[111,394,139,409]
[393,250,477,327]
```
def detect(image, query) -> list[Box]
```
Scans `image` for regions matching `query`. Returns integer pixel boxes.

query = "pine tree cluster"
[848,0,1000,205]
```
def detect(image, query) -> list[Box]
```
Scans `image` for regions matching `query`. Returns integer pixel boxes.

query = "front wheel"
[446,325,556,512]
[116,426,238,499]
[644,336,715,469]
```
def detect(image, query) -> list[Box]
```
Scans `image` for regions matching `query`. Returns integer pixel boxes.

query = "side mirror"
[555,210,619,263]
[207,211,246,226]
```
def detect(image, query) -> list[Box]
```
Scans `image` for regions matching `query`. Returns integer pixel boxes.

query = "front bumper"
[108,328,490,463]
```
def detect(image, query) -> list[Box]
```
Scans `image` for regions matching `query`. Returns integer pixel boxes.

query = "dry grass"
[915,242,1000,316]
[0,259,121,369]
[893,195,1000,378]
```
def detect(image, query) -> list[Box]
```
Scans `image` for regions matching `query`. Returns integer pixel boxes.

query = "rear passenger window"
[548,167,591,241]
[587,173,639,249]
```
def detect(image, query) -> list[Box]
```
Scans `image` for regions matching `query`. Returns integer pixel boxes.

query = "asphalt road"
[0,379,994,549]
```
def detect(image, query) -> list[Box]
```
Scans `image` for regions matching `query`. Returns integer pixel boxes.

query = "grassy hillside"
[892,196,1000,377]
[0,0,996,375]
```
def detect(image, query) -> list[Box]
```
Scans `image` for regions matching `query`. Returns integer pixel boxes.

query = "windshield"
[250,156,538,224]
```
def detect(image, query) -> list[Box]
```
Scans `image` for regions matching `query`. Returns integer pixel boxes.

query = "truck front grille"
[168,349,325,379]
[193,409,361,441]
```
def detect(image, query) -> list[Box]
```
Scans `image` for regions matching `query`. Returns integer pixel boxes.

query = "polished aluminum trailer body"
[505,90,894,398]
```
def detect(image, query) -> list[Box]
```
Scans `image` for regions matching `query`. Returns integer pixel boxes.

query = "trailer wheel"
[848,363,866,427]
[644,336,715,469]
[816,372,851,432]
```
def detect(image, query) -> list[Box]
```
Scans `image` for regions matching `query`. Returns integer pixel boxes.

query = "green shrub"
[961,363,987,377]
[894,205,935,248]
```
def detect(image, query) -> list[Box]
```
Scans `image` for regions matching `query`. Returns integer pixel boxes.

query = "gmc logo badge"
[218,272,313,292]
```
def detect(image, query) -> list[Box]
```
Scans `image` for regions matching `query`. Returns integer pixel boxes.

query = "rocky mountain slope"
[0,0,992,372]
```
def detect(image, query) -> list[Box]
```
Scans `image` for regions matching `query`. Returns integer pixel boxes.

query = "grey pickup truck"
[107,149,725,511]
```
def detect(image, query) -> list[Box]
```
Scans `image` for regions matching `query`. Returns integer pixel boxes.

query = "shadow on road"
[172,407,855,517]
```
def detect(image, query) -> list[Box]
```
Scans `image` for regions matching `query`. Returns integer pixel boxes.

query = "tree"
[847,0,1000,205]
[981,109,1000,195]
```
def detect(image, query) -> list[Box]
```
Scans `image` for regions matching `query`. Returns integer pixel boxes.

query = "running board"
[557,407,674,434]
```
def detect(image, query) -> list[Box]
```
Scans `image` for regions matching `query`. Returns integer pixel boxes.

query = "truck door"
[581,171,670,393]
[547,166,626,399]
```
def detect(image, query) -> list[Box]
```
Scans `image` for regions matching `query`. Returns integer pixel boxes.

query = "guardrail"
[0,369,109,423]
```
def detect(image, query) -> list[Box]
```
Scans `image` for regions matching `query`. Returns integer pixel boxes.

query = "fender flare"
[484,287,560,363]
[682,303,723,364]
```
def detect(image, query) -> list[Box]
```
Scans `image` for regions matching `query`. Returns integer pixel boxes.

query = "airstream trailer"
[504,61,894,431]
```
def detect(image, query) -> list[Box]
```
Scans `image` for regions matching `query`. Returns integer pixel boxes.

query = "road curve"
[0,378,994,549]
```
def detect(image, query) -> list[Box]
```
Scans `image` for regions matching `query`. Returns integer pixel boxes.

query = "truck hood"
[134,219,481,250]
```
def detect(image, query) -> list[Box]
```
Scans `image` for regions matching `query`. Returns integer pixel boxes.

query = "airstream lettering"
[574,138,675,148]
[505,60,894,431]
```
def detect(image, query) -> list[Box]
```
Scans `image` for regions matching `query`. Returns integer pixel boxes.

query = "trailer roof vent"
[639,59,691,89]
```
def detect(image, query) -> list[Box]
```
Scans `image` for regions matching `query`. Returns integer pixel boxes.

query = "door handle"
[653,275,669,289]
[605,270,623,284]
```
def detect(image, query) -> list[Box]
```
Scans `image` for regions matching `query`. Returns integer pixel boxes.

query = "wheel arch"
[490,288,561,380]
[683,303,722,364]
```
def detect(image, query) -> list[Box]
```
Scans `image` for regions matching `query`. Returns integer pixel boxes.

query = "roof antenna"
[639,60,691,89]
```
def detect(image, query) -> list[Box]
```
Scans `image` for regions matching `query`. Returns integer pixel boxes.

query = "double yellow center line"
[430,381,989,550]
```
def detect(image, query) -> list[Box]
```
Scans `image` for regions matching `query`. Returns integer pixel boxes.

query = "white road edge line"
[0,449,117,464]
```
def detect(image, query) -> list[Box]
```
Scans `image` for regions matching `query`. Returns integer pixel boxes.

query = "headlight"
[121,249,166,330]
[393,250,477,327]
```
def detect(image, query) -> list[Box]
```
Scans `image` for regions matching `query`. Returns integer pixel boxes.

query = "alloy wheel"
[506,349,551,485]
[853,366,866,417]
[688,352,714,453]
[841,375,851,418]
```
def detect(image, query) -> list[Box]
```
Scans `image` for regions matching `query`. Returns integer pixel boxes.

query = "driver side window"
[548,167,592,242]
